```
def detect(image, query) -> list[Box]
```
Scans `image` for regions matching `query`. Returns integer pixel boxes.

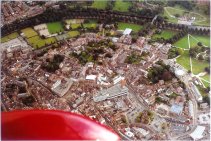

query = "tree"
[198,54,204,60]
[162,71,173,81]
[203,96,210,105]
[197,42,203,46]
[204,67,210,74]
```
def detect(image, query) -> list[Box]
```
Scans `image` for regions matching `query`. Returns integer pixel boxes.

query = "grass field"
[152,30,177,40]
[71,24,81,29]
[113,0,132,12]
[47,22,64,34]
[173,35,189,49]
[176,50,191,71]
[1,32,19,43]
[91,1,107,9]
[27,36,56,48]
[67,31,80,38]
[201,74,210,82]
[83,21,97,28]
[201,79,210,88]
[173,34,210,49]
[163,6,208,26]
[189,35,210,47]
[21,28,38,38]
[192,58,209,75]
[117,22,142,32]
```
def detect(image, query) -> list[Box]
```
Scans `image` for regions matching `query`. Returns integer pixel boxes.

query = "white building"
[123,28,132,35]
[51,80,61,89]
[86,75,97,81]
[189,126,205,140]
[188,100,194,117]
[125,131,134,138]
[113,75,125,84]
[190,82,203,102]
[198,113,210,124]
[93,83,129,102]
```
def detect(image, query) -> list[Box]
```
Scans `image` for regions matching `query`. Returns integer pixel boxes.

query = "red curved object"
[2,110,120,140]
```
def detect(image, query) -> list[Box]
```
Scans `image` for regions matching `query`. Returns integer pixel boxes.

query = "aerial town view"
[1,0,210,140]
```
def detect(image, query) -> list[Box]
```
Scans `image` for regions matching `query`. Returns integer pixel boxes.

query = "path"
[187,34,193,72]
[174,34,210,87]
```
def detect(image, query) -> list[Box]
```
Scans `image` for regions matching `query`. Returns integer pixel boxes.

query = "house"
[123,28,132,35]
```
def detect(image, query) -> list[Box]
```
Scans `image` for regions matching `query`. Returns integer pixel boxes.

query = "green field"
[21,28,38,38]
[113,0,132,12]
[201,74,210,82]
[83,20,97,29]
[117,22,142,32]
[47,22,64,34]
[189,35,210,47]
[173,34,210,49]
[201,79,210,88]
[68,31,80,38]
[163,6,208,26]
[173,35,189,49]
[176,50,191,71]
[91,1,107,9]
[27,36,56,48]
[71,24,81,29]
[1,32,19,43]
[192,58,209,75]
[152,30,177,40]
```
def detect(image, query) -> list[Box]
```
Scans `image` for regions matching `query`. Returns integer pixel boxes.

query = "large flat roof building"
[189,126,205,140]
[93,83,129,102]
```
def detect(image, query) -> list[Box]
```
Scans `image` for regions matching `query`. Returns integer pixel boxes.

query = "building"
[113,75,125,85]
[51,79,73,97]
[190,82,202,102]
[93,82,129,102]
[189,126,205,140]
[123,28,132,35]
[86,75,97,81]
[198,113,210,124]
[188,100,194,118]
[170,104,183,115]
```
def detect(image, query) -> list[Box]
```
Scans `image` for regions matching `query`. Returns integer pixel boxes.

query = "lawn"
[189,35,210,47]
[117,22,142,32]
[152,30,177,40]
[47,22,64,34]
[83,20,97,29]
[21,28,38,38]
[163,6,207,25]
[176,50,191,71]
[113,0,132,12]
[192,58,209,75]
[201,74,210,82]
[173,34,210,49]
[201,79,210,88]
[91,1,107,9]
[71,24,81,29]
[27,35,56,48]
[67,31,80,38]
[173,35,189,49]
[1,32,19,43]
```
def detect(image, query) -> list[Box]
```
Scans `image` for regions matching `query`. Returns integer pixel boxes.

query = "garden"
[47,22,64,34]
[1,32,19,43]
[117,22,142,32]
[113,0,132,12]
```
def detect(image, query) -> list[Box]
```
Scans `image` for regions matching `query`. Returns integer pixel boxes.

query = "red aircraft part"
[2,110,120,140]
